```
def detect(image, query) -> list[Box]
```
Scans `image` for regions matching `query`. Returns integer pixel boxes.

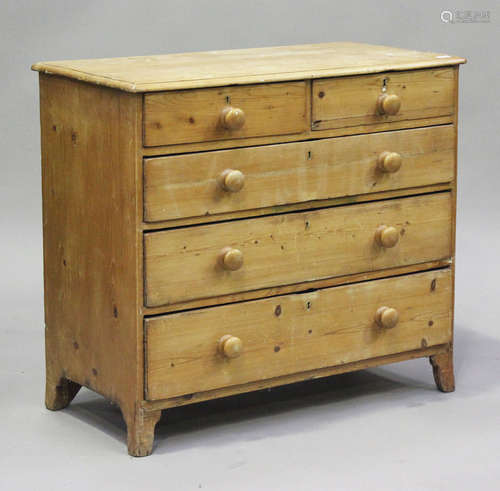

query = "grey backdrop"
[1,1,499,489]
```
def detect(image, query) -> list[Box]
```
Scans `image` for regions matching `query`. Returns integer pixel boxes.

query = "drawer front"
[144,193,452,307]
[144,125,454,222]
[312,68,455,131]
[145,269,453,400]
[143,82,307,147]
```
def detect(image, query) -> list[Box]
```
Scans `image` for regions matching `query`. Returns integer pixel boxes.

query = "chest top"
[32,41,465,92]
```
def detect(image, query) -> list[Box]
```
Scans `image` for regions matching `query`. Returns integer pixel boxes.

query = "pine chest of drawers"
[32,42,466,456]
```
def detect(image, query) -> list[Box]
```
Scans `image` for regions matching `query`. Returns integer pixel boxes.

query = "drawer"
[143,82,307,147]
[145,269,453,400]
[144,192,452,307]
[144,125,455,222]
[312,68,455,131]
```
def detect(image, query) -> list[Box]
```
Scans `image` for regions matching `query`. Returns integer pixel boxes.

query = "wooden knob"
[218,169,245,192]
[218,334,243,358]
[375,225,399,248]
[377,151,402,173]
[221,106,246,130]
[377,94,401,115]
[375,306,399,329]
[219,247,243,271]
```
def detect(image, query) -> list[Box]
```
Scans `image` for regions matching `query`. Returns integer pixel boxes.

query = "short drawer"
[312,68,455,131]
[144,192,452,307]
[143,82,307,147]
[145,269,453,400]
[143,125,455,222]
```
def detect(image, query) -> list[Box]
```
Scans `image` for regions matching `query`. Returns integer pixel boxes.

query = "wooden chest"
[32,42,465,456]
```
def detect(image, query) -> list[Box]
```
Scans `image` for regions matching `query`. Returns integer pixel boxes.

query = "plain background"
[1,1,499,489]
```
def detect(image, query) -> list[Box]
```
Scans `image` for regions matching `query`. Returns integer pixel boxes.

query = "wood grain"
[141,116,455,157]
[143,261,451,315]
[142,344,449,410]
[39,74,143,432]
[144,192,452,307]
[32,42,465,93]
[141,184,452,231]
[144,125,455,222]
[144,82,307,146]
[312,68,455,131]
[145,269,453,400]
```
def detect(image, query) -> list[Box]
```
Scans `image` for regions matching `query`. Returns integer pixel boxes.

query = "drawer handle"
[375,225,399,248]
[375,306,399,329]
[377,94,401,115]
[219,247,244,271]
[221,106,246,130]
[377,151,402,173]
[218,169,245,192]
[218,334,243,359]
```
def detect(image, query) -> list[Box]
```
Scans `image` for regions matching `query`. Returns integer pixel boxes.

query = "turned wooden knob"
[375,306,399,329]
[375,225,399,248]
[221,106,246,130]
[377,94,401,115]
[218,334,243,358]
[218,169,245,192]
[377,151,402,173]
[219,247,243,271]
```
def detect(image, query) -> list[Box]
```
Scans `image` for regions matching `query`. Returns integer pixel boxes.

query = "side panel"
[40,74,142,412]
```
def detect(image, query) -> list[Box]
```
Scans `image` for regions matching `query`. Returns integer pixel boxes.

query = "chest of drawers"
[32,42,465,456]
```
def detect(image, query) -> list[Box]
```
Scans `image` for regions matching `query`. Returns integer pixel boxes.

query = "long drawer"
[143,125,455,223]
[144,192,452,307]
[145,269,453,400]
[312,68,455,131]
